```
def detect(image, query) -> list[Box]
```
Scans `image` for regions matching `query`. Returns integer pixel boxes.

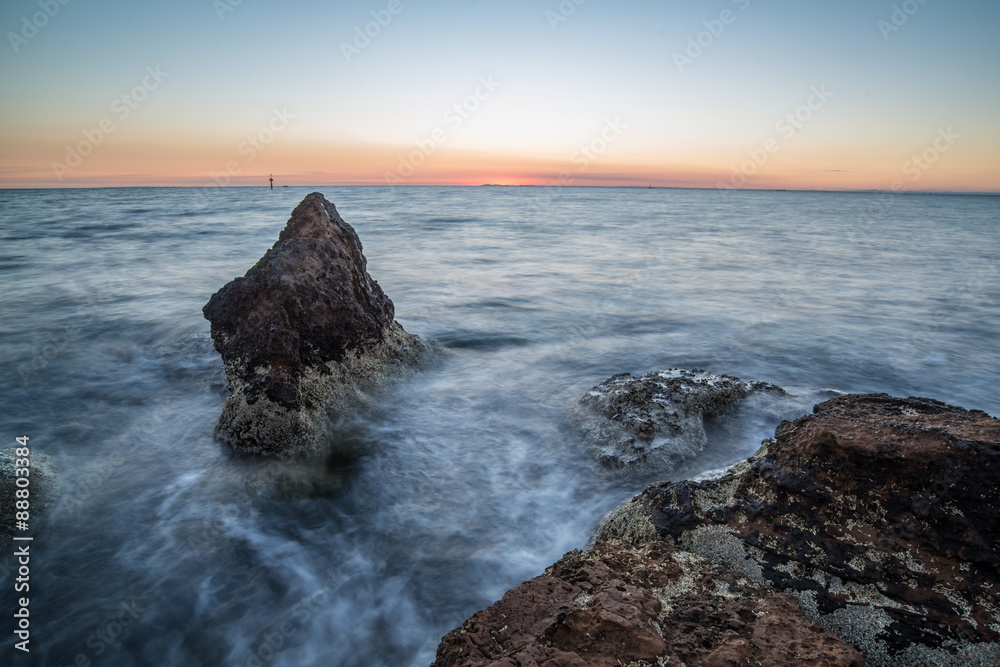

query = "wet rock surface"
[0,447,56,551]
[432,539,864,666]
[203,192,435,457]
[599,394,1000,666]
[576,368,786,471]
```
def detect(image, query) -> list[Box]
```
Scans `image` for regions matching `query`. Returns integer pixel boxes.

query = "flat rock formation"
[432,539,864,666]
[576,368,786,471]
[599,394,1000,666]
[203,192,435,457]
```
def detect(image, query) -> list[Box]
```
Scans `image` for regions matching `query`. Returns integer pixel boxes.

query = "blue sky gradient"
[1,0,997,189]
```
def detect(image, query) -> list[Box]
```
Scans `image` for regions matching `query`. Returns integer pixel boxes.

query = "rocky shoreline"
[434,393,1000,666]
[195,194,999,664]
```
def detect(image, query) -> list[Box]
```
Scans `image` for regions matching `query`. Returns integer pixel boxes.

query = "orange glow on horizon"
[0,135,997,192]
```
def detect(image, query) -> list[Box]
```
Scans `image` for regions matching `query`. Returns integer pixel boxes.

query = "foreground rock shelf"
[204,192,435,457]
[435,394,1000,666]
[433,539,863,666]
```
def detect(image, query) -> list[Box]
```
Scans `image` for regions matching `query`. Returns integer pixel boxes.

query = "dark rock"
[203,192,435,456]
[599,394,1000,666]
[0,447,56,551]
[576,368,786,471]
[432,539,864,666]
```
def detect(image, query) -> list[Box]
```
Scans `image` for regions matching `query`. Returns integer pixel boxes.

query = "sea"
[0,186,997,666]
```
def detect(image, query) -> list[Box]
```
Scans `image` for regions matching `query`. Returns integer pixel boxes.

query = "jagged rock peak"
[203,192,435,457]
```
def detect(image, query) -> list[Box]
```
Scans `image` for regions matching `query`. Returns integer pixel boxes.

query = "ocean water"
[0,186,997,666]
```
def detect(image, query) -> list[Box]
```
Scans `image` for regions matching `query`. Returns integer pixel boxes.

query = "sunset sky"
[1,0,998,191]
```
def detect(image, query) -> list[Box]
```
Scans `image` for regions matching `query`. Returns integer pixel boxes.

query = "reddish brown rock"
[599,394,1000,666]
[203,192,435,456]
[432,540,863,667]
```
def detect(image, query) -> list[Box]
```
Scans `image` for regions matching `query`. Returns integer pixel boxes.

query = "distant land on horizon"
[2,184,997,197]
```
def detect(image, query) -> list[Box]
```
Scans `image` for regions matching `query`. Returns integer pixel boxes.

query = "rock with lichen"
[598,393,1000,666]
[432,539,864,666]
[576,368,786,471]
[203,192,436,457]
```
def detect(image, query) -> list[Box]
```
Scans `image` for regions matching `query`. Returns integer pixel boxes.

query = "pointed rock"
[203,192,435,456]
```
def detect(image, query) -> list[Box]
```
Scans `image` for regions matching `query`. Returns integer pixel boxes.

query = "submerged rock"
[576,368,786,471]
[432,539,863,666]
[599,394,1000,666]
[203,192,435,457]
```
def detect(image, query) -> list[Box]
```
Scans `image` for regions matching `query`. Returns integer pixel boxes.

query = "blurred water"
[0,186,997,666]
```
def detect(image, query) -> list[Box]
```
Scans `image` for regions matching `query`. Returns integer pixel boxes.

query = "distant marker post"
[269,174,274,190]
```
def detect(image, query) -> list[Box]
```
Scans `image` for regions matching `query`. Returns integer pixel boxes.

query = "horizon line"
[1,184,998,196]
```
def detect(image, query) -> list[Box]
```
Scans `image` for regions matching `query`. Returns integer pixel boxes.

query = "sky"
[1,0,998,191]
